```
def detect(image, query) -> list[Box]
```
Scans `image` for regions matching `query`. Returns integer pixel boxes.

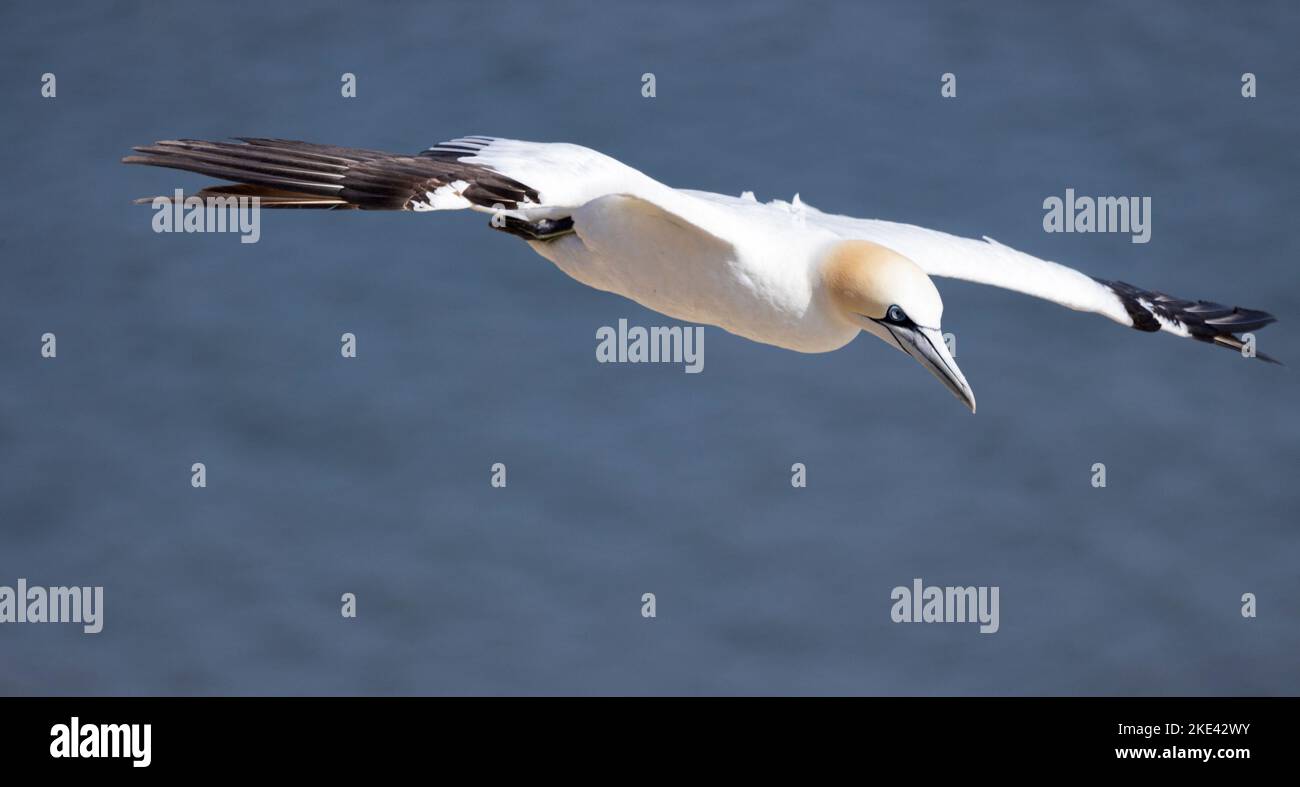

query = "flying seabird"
[123,136,1281,411]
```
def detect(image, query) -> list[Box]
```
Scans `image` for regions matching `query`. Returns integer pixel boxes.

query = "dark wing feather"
[123,138,539,211]
[1096,278,1281,363]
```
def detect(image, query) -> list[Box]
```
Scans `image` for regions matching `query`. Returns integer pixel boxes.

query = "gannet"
[124,136,1280,411]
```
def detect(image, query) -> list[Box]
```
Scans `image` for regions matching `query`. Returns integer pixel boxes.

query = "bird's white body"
[531,194,857,353]
[434,138,850,352]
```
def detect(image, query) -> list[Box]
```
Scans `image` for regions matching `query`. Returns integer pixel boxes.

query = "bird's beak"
[881,323,976,413]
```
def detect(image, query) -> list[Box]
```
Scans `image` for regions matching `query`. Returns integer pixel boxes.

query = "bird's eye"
[887,305,907,323]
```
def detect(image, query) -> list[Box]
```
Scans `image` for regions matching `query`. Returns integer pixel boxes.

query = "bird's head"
[821,240,976,412]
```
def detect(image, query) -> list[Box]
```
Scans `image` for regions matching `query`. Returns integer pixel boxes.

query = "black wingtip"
[1094,277,1281,363]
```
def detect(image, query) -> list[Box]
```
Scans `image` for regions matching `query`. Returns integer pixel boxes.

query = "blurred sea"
[1,0,1297,694]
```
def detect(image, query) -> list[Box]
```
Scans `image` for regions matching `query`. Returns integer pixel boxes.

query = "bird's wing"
[687,191,1279,362]
[123,137,547,211]
[825,215,1278,360]
[422,137,658,214]
[422,137,745,240]
[124,136,741,238]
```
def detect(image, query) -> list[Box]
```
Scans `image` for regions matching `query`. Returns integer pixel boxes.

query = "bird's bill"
[892,325,976,413]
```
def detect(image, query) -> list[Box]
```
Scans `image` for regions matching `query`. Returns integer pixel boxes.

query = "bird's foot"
[492,215,575,241]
